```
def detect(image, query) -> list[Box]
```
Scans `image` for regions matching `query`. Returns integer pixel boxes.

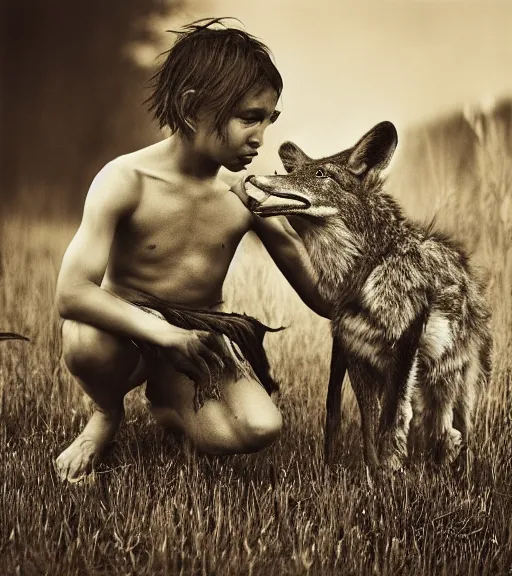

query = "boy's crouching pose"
[55,19,330,481]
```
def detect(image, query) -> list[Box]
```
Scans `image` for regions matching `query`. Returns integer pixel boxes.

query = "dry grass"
[1,120,511,575]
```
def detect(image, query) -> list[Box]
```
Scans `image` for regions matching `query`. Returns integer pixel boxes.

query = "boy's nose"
[248,136,261,149]
[248,129,264,149]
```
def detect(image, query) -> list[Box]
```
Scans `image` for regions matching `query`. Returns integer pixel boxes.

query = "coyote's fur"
[247,121,492,471]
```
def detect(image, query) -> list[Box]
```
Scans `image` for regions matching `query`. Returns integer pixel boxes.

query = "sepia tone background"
[2,0,511,216]
[1,1,511,575]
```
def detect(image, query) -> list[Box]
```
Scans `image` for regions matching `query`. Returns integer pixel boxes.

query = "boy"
[55,18,330,482]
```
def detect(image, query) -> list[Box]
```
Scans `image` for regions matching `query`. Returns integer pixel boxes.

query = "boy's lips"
[240,153,258,162]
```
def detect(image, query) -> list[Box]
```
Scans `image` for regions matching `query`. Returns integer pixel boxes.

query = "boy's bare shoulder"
[85,156,142,217]
[114,139,176,183]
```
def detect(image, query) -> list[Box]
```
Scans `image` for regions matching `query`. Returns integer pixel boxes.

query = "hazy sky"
[139,0,512,171]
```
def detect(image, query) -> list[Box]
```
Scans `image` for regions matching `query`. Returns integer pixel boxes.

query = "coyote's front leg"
[378,311,426,470]
[348,358,382,473]
[324,334,347,464]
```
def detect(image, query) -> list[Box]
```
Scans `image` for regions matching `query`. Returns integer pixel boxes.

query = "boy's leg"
[55,319,148,481]
[146,361,283,454]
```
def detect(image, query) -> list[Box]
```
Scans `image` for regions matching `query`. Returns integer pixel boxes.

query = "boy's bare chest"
[119,184,252,253]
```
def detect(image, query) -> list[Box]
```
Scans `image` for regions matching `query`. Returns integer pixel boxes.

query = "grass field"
[1,121,511,575]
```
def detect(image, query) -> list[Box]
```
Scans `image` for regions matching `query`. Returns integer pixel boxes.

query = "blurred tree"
[1,0,183,216]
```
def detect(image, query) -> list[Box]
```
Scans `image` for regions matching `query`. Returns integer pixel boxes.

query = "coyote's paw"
[445,428,463,462]
[430,427,462,466]
[380,452,404,472]
[379,429,407,472]
[440,428,463,465]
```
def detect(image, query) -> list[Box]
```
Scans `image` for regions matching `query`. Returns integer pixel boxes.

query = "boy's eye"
[239,116,259,125]
[238,110,280,125]
[315,168,328,178]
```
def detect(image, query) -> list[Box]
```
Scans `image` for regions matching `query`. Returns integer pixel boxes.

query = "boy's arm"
[252,214,332,319]
[227,172,330,318]
[56,160,191,347]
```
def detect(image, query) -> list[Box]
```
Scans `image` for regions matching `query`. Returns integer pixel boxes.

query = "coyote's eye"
[315,168,327,178]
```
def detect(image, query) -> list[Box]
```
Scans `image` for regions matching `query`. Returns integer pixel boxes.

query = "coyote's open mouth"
[245,177,310,217]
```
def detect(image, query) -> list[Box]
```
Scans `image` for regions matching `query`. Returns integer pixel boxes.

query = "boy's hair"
[146,18,283,138]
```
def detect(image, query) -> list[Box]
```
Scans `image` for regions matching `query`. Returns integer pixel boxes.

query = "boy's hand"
[162,328,226,384]
[219,168,252,207]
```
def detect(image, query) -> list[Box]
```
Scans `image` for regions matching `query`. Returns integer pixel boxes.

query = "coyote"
[246,121,492,471]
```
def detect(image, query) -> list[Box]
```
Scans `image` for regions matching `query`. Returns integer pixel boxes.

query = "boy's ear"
[347,121,398,176]
[278,141,312,173]
[180,89,197,133]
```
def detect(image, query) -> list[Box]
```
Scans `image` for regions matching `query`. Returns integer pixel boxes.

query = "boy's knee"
[236,405,283,451]
[62,321,134,376]
[189,402,283,454]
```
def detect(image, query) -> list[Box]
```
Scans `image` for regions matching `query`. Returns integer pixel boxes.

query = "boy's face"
[193,86,280,172]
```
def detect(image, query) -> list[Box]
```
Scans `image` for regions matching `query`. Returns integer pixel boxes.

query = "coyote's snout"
[247,121,491,472]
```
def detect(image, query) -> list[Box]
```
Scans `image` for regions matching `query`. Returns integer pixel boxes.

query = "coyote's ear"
[347,121,398,176]
[278,141,312,173]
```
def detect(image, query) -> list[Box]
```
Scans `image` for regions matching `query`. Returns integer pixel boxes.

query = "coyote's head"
[246,121,398,221]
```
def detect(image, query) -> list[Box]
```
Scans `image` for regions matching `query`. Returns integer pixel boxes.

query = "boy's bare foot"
[55,409,122,482]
